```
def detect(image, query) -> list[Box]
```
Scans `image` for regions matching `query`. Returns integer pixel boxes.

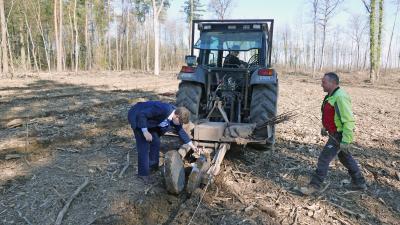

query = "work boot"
[137,175,157,185]
[299,184,320,196]
[350,176,367,191]
[150,164,160,174]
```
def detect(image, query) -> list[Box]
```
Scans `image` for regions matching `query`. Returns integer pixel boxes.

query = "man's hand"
[143,131,153,142]
[340,143,352,154]
[189,142,198,153]
[321,128,328,136]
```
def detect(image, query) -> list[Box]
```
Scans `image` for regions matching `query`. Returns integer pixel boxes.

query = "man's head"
[172,107,190,125]
[230,45,240,56]
[322,72,339,94]
[231,50,239,56]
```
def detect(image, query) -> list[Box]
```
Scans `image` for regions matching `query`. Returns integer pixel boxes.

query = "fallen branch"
[17,210,32,225]
[319,182,330,194]
[331,215,351,225]
[118,152,130,178]
[55,177,90,225]
[144,182,159,195]
[56,147,80,153]
[328,201,365,219]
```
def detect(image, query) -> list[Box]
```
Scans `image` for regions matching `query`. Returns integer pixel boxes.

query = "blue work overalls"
[128,101,191,176]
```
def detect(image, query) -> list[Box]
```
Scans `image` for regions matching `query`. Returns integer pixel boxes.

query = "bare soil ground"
[0,70,399,225]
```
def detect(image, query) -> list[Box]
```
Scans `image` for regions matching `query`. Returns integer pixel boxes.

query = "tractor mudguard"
[250,68,278,85]
[177,66,206,84]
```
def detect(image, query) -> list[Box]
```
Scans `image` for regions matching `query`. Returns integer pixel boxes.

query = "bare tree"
[0,0,8,74]
[208,0,235,20]
[310,0,319,76]
[151,0,168,75]
[348,13,367,70]
[317,0,343,71]
[384,0,400,72]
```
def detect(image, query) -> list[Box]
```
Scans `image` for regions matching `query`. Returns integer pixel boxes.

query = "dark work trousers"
[310,132,364,188]
[133,128,161,176]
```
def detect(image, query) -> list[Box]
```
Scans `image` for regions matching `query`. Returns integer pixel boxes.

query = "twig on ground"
[328,201,365,219]
[56,147,80,153]
[319,182,331,194]
[144,182,159,195]
[291,207,299,225]
[118,152,130,178]
[17,210,32,225]
[55,177,90,225]
[331,215,351,225]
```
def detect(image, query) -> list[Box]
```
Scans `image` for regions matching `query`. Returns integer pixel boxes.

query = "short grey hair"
[324,72,339,85]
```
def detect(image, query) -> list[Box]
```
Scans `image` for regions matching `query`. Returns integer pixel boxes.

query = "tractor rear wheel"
[176,82,202,122]
[249,84,278,150]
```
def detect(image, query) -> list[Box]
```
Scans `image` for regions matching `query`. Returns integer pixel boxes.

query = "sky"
[166,0,394,30]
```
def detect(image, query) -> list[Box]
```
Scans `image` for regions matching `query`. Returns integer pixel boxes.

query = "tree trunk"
[68,6,74,70]
[85,1,89,70]
[73,0,79,72]
[319,23,327,71]
[126,8,130,70]
[376,0,383,80]
[59,0,64,71]
[188,0,193,52]
[23,8,39,71]
[153,9,160,75]
[146,25,150,72]
[19,21,26,71]
[384,1,398,73]
[116,32,119,71]
[312,0,318,77]
[0,0,8,74]
[152,0,165,75]
[369,0,376,83]
[55,0,61,71]
[26,34,32,71]
[107,0,112,70]
[35,2,51,72]
[5,20,14,75]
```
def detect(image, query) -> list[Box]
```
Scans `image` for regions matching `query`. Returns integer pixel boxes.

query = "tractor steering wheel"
[247,54,259,67]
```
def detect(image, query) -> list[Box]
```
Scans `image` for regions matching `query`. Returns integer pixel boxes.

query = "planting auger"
[163,105,297,194]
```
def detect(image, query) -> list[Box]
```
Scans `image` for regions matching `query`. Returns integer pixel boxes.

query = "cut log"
[164,150,185,194]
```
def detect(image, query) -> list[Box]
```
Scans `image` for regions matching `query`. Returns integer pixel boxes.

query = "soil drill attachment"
[164,115,266,194]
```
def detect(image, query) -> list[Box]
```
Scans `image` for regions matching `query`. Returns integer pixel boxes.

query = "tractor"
[164,19,279,194]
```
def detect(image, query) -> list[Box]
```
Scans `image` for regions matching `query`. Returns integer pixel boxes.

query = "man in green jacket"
[301,72,367,195]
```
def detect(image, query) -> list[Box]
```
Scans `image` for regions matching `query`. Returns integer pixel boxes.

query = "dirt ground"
[0,70,399,225]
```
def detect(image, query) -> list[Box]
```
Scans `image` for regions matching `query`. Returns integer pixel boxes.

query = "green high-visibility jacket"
[324,88,355,144]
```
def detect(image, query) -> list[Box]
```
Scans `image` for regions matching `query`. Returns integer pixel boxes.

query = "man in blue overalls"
[128,101,197,183]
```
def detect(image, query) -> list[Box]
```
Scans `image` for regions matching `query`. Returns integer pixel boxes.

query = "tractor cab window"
[207,50,218,67]
[194,32,263,68]
[194,32,263,50]
[222,49,259,68]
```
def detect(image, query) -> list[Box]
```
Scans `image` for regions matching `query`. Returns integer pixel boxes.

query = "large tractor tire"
[176,82,202,122]
[249,83,278,150]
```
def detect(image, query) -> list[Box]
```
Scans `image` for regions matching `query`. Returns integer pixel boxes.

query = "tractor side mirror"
[185,55,197,66]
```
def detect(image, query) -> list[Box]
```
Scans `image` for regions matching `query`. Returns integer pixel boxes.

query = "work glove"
[320,128,328,136]
[340,142,352,154]
[143,131,153,142]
